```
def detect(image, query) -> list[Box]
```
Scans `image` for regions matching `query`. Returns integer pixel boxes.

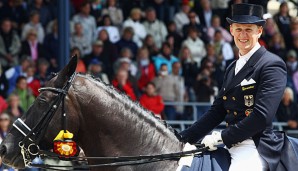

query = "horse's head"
[0,56,80,168]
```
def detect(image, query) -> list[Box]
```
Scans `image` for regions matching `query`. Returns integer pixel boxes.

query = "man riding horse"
[180,3,298,171]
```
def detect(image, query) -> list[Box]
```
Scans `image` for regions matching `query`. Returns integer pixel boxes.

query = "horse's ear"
[54,55,78,88]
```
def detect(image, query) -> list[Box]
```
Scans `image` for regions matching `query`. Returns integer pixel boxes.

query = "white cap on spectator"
[93,40,103,46]
[0,113,10,120]
[118,58,131,64]
[287,50,297,59]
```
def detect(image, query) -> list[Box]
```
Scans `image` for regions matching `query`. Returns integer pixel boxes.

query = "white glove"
[201,131,223,151]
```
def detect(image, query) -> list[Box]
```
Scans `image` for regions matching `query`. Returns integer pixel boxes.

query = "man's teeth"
[239,40,248,42]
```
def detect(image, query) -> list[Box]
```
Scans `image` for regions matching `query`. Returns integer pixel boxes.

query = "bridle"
[12,73,208,170]
[13,73,76,167]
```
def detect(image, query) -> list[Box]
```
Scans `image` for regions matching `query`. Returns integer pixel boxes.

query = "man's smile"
[238,39,248,43]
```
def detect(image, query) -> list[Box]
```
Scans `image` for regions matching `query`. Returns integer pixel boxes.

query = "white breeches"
[227,139,268,171]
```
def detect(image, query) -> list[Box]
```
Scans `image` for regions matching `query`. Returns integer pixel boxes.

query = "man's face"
[207,45,215,56]
[212,17,220,27]
[146,84,155,96]
[108,0,116,6]
[116,70,128,81]
[9,95,20,107]
[138,50,149,60]
[172,62,181,75]
[22,60,30,69]
[146,10,156,22]
[81,4,91,15]
[31,14,40,24]
[93,45,103,55]
[124,31,133,40]
[214,32,222,42]
[91,64,102,73]
[162,46,171,56]
[98,30,109,41]
[132,11,141,20]
[28,32,37,41]
[230,23,262,55]
[188,12,196,24]
[1,20,12,33]
[17,79,27,90]
[0,117,10,131]
[38,64,48,73]
[189,30,198,39]
[26,67,35,77]
[182,5,190,13]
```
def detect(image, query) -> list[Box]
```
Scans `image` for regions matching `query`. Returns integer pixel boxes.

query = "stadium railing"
[164,102,298,137]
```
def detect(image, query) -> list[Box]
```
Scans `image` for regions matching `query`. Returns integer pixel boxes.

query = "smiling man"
[180,3,288,171]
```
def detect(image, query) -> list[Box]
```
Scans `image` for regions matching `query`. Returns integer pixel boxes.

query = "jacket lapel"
[224,62,236,90]
[224,46,267,93]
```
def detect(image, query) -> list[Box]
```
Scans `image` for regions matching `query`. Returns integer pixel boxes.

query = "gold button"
[234,111,237,116]
[227,110,230,113]
[232,97,236,101]
[223,96,227,100]
[226,123,229,127]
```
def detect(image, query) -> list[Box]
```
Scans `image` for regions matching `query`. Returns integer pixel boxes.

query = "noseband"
[13,73,77,167]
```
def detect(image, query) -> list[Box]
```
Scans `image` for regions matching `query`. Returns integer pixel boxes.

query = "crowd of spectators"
[1,1,298,163]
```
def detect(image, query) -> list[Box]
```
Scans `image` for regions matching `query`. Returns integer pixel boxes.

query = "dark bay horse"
[0,56,185,170]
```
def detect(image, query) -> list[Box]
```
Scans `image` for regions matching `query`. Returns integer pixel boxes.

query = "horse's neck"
[73,77,183,158]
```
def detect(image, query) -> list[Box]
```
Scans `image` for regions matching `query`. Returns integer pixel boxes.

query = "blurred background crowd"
[1,0,298,169]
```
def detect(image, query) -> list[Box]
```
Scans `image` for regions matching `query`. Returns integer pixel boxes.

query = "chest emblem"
[242,85,254,91]
[244,95,254,107]
[245,109,253,116]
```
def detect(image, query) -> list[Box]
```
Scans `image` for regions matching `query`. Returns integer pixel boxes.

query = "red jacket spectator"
[0,96,8,113]
[26,66,41,97]
[138,63,156,91]
[76,59,87,73]
[28,79,41,97]
[140,94,164,118]
[112,80,137,101]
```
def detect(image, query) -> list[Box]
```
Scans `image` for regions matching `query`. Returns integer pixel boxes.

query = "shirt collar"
[238,43,261,62]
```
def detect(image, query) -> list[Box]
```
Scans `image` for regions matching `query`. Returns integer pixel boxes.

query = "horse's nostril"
[0,145,7,156]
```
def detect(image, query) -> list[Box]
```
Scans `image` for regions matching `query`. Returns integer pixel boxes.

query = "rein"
[32,145,207,170]
[12,73,208,170]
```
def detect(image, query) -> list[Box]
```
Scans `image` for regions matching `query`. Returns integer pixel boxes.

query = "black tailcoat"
[180,46,290,170]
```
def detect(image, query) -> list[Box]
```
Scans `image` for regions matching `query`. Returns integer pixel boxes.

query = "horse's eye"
[38,97,47,105]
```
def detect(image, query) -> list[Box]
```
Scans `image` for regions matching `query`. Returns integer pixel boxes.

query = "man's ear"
[229,25,234,36]
[258,26,263,37]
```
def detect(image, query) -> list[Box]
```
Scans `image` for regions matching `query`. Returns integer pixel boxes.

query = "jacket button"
[223,96,227,100]
[232,97,236,101]
[226,123,229,127]
[234,111,237,116]
[227,110,230,113]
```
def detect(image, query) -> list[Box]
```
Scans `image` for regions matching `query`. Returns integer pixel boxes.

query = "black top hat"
[226,3,266,26]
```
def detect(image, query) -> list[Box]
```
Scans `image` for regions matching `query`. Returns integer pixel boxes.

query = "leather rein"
[12,73,208,170]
